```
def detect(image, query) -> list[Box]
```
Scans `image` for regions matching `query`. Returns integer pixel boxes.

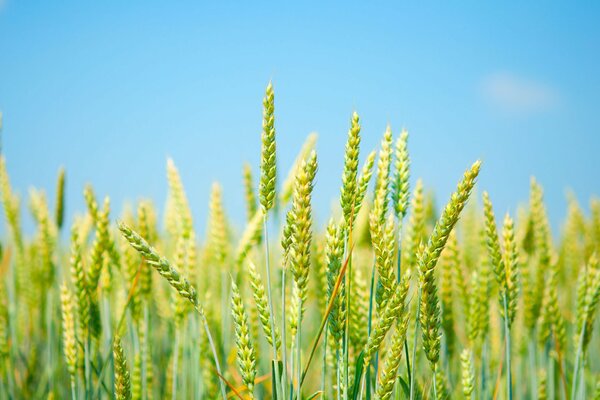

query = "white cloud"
[481,72,560,114]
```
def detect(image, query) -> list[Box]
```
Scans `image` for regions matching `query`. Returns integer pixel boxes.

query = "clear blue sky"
[1,1,599,235]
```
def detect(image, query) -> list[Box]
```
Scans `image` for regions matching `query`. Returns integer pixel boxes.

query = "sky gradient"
[1,1,599,234]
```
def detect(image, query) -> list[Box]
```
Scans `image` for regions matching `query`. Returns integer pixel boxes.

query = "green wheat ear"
[290,150,318,312]
[60,283,77,387]
[375,310,411,400]
[460,348,475,400]
[392,129,410,219]
[419,160,481,366]
[114,336,132,400]
[280,132,317,205]
[340,111,361,227]
[243,162,258,222]
[247,261,281,350]
[230,278,257,397]
[259,81,277,212]
[55,167,66,230]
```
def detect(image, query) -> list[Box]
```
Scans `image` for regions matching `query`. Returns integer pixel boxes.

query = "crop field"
[0,84,599,400]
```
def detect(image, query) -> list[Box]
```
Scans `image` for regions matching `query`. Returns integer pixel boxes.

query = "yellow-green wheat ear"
[114,336,132,400]
[594,375,600,400]
[60,283,77,386]
[419,160,481,365]
[340,111,361,227]
[0,279,8,360]
[280,132,318,205]
[375,310,411,400]
[230,278,257,397]
[69,225,90,338]
[460,348,475,400]
[483,192,511,319]
[259,81,277,212]
[583,254,600,351]
[290,151,318,302]
[243,162,258,222]
[247,261,281,350]
[118,221,202,313]
[502,213,519,324]
[392,129,410,219]
[325,219,345,348]
[538,370,548,400]
[55,166,66,230]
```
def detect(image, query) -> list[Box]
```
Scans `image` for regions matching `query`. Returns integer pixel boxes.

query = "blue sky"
[0,1,599,235]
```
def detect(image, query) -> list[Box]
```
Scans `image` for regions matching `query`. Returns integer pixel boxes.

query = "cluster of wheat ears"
[0,84,599,400]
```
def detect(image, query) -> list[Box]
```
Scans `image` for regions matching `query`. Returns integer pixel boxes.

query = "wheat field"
[0,84,599,400]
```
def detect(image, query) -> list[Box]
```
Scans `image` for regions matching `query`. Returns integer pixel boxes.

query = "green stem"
[199,311,227,400]
[296,297,302,400]
[343,236,352,400]
[46,291,54,397]
[409,287,422,400]
[282,265,288,400]
[366,260,376,399]
[571,322,586,400]
[172,328,179,400]
[263,214,283,399]
[502,295,512,400]
[70,376,77,400]
[432,363,438,400]
[395,218,412,388]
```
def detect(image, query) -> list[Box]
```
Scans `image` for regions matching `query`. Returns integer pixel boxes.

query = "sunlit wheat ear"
[538,369,548,400]
[439,232,456,357]
[230,278,257,397]
[483,192,520,323]
[460,348,475,400]
[524,178,551,331]
[136,201,154,298]
[29,189,55,281]
[419,160,481,366]
[403,178,424,273]
[68,225,89,338]
[259,81,277,212]
[0,281,8,361]
[363,270,410,365]
[119,222,202,313]
[60,284,77,389]
[247,261,281,351]
[325,219,345,349]
[290,151,318,312]
[594,376,600,399]
[352,150,376,222]
[243,163,258,222]
[114,336,132,400]
[375,310,411,400]
[87,197,110,290]
[235,210,263,267]
[131,352,142,400]
[392,129,410,219]
[83,184,100,221]
[340,111,361,227]
[371,214,396,307]
[502,213,519,324]
[280,132,317,205]
[166,158,194,238]
[54,167,66,230]
[582,254,600,351]
[206,182,230,268]
[372,126,394,225]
